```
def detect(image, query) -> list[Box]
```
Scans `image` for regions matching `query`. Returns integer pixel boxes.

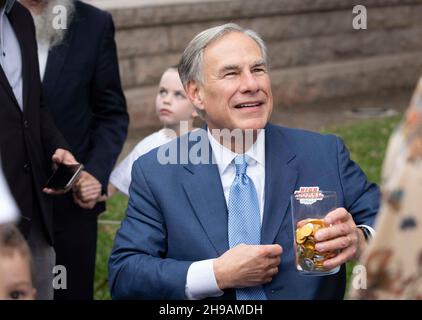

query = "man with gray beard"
[29,0,72,47]
[0,0,79,300]
[20,0,129,299]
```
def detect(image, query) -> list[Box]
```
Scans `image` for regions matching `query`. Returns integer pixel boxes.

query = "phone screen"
[45,164,83,190]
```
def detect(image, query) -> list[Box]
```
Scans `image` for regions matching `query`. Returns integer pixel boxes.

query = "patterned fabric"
[350,78,422,299]
[228,154,267,300]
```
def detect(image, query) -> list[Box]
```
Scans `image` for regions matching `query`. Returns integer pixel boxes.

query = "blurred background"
[86,0,422,153]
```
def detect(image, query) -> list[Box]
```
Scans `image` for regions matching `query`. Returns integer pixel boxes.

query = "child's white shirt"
[110,128,176,196]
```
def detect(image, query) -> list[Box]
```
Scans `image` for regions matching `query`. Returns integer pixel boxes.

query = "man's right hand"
[213,244,282,290]
[72,171,102,209]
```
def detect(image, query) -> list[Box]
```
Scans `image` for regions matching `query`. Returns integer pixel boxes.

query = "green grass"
[94,115,403,300]
[320,115,402,184]
[95,193,128,300]
[320,115,402,295]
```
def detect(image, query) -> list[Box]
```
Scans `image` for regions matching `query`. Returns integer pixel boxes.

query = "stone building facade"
[86,0,422,131]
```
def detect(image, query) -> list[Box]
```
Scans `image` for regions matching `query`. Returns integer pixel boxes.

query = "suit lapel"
[42,18,75,96]
[0,66,20,108]
[181,125,298,253]
[181,135,229,256]
[261,124,298,244]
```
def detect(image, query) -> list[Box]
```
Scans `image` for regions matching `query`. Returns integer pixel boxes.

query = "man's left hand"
[314,208,367,270]
[51,148,78,167]
[43,148,79,195]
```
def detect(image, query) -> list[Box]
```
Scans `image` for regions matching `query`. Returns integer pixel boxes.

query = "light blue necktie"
[228,154,267,300]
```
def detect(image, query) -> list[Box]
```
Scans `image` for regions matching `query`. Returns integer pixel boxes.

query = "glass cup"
[290,190,340,275]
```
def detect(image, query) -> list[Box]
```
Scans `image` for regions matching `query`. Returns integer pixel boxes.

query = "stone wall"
[86,0,422,131]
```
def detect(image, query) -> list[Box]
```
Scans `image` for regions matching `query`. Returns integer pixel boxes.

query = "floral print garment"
[350,78,422,299]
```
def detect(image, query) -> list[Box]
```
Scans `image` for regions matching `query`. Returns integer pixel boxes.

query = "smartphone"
[44,163,84,192]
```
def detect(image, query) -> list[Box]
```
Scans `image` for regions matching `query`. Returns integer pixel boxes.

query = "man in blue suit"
[109,23,379,300]
[20,0,129,299]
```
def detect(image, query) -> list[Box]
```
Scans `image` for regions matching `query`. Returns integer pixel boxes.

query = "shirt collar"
[207,128,265,175]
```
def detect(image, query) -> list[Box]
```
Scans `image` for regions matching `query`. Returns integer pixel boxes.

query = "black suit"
[41,1,128,299]
[0,1,69,299]
[0,2,67,243]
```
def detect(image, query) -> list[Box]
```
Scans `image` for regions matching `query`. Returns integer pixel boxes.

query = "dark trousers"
[53,194,98,300]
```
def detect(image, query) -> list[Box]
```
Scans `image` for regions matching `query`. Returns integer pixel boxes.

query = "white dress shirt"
[37,40,50,81]
[0,0,23,110]
[185,129,266,300]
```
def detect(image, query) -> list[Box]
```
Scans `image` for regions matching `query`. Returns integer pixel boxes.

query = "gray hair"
[32,0,75,49]
[178,23,268,88]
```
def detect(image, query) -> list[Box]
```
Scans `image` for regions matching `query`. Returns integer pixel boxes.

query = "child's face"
[0,252,35,300]
[155,69,196,130]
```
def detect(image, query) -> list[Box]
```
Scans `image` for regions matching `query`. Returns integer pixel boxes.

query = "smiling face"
[186,31,273,132]
[155,68,196,131]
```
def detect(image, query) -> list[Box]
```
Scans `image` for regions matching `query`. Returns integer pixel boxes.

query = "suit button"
[23,163,31,173]
[23,120,29,128]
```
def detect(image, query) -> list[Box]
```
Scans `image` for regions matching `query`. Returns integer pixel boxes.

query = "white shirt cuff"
[185,259,224,300]
[356,224,375,237]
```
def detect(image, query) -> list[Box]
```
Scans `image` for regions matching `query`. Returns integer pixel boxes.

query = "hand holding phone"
[44,163,84,194]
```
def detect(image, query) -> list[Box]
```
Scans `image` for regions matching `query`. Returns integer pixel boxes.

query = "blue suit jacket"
[109,124,380,300]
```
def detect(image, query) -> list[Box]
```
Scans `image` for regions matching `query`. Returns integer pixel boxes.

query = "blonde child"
[75,66,198,200]
[0,223,36,300]
[108,66,197,196]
